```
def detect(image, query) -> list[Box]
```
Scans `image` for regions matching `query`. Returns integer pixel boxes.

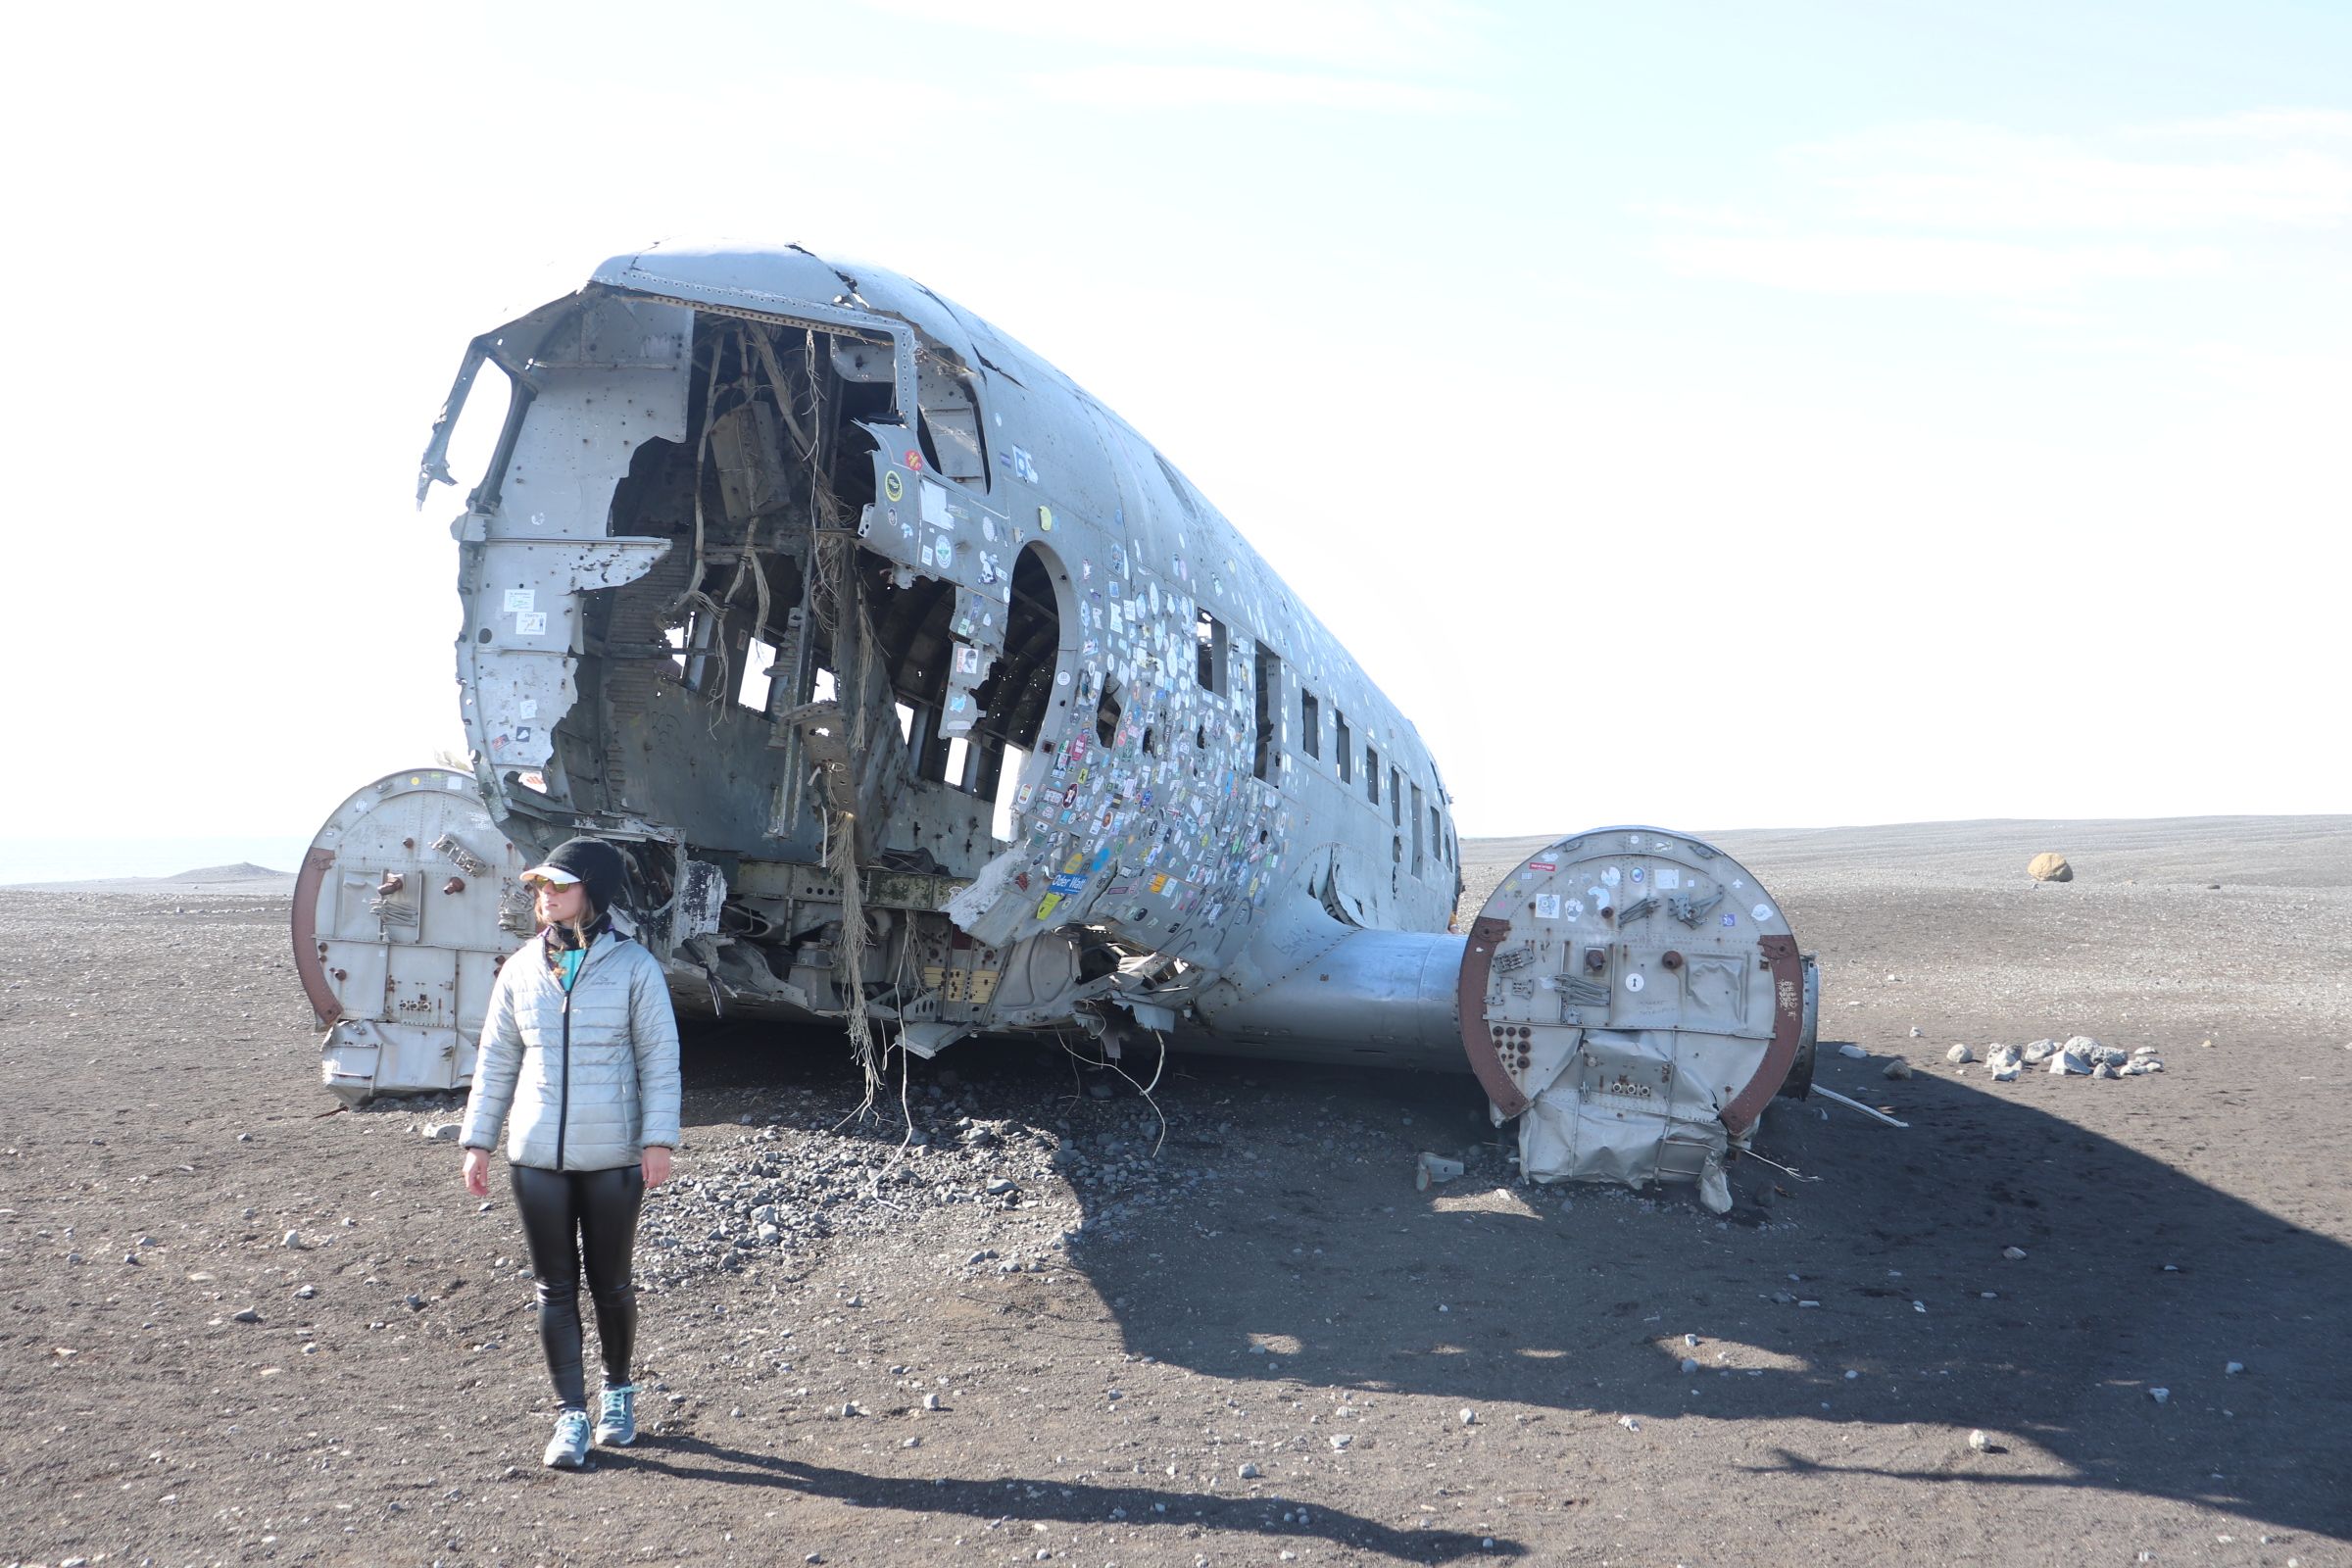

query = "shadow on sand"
[673,1023,2350,1545]
[611,1435,1518,1560]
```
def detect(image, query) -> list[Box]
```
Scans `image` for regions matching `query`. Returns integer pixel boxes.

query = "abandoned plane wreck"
[296,241,1818,1208]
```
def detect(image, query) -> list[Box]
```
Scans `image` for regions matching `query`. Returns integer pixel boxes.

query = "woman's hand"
[462,1148,491,1198]
[642,1145,673,1188]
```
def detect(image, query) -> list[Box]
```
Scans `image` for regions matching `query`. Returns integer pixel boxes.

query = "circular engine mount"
[1457,826,1808,1204]
[292,768,526,1102]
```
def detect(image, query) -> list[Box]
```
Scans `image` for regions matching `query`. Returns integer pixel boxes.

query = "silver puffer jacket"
[460,930,681,1171]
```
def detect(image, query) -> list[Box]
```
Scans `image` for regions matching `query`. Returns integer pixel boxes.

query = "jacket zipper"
[552,935,609,1171]
[555,980,572,1171]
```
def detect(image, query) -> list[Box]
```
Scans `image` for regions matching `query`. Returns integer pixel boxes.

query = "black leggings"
[510,1163,644,1410]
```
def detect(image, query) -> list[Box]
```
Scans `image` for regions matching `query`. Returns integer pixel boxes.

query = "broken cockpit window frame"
[846,335,988,493]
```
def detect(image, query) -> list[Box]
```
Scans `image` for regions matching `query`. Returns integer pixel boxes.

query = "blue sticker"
[1049,873,1088,895]
[1632,867,1644,882]
[1721,912,1737,926]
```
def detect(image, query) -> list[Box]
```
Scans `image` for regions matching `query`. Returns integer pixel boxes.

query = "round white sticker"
[1626,972,1645,993]
[1751,903,1774,922]
[1601,866,1622,889]
[1564,900,1584,918]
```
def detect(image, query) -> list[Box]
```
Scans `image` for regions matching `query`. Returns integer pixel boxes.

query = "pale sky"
[4,0,2345,877]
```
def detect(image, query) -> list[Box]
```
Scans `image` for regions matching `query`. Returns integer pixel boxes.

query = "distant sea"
[0,835,317,887]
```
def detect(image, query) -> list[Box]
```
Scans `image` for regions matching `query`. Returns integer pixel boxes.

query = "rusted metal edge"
[290,846,344,1029]
[1721,934,1803,1134]
[1455,914,1528,1117]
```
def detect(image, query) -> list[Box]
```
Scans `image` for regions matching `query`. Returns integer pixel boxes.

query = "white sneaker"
[543,1408,591,1469]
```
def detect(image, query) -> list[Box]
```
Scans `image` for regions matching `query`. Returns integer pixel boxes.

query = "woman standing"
[459,836,681,1469]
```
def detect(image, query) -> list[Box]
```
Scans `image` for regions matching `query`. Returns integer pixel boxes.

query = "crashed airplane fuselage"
[409,242,1814,1204]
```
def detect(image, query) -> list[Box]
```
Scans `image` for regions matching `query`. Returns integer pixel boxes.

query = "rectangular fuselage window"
[1299,690,1320,760]
[1366,749,1379,805]
[1195,610,1228,695]
[1252,644,1281,781]
[1391,766,1403,827]
[1411,784,1426,876]
[1335,713,1352,783]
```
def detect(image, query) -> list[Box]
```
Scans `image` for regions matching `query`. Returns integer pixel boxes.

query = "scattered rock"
[231,1307,261,1323]
[923,1392,942,1410]
[281,1230,304,1250]
[1837,1044,1869,1060]
[1238,1461,1261,1479]
[2003,1247,2028,1260]
[2093,1062,2121,1079]
[2149,1388,2170,1404]
[1415,1152,1464,1190]
[2021,1039,2057,1065]
[421,1123,461,1142]
[1990,1060,2021,1082]
[1459,1407,1477,1426]
[2227,1361,2245,1376]
[2048,1044,2091,1075]
[1946,1044,1974,1064]
[1882,1058,1912,1080]
[2028,853,2073,883]
[1619,1415,1641,1431]
[1969,1429,1992,1452]
[1330,1433,1352,1450]
[1907,1027,1923,1039]
[295,1284,317,1299]
[1680,1358,1700,1375]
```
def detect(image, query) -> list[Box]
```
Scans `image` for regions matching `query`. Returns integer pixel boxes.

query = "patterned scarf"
[542,911,613,987]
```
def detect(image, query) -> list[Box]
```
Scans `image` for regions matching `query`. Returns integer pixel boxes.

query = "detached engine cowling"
[1458,827,1818,1212]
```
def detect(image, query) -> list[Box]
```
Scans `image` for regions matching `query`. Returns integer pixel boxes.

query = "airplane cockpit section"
[377,239,1815,1210]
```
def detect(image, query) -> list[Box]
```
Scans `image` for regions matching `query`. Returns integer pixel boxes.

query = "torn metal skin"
[398,240,1820,1205]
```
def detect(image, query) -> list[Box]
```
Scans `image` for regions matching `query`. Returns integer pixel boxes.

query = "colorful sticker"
[1564,900,1584,918]
[883,470,905,503]
[1721,912,1737,927]
[514,612,548,636]
[1535,893,1562,918]
[1528,860,1556,873]
[1035,893,1061,920]
[1038,506,1054,531]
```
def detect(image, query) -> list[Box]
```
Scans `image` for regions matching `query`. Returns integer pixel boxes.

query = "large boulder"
[2028,853,2073,883]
